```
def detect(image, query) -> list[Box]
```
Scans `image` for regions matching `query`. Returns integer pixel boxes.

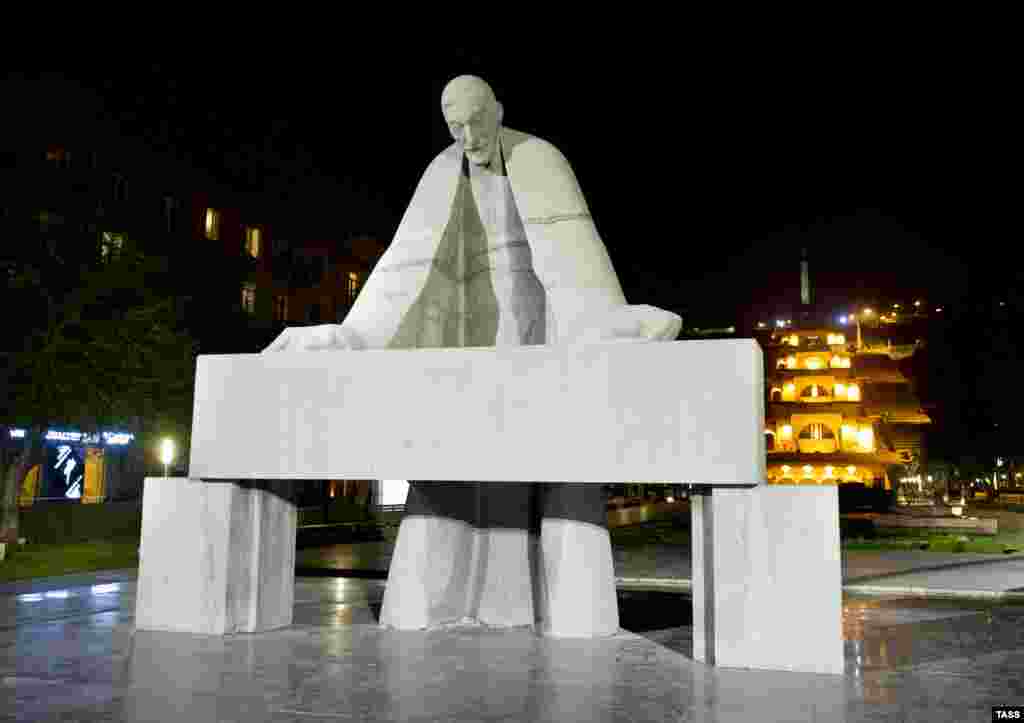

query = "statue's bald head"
[441,75,504,167]
[441,75,497,111]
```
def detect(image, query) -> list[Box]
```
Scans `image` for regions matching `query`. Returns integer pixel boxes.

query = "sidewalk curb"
[843,585,1024,601]
[615,576,1024,602]
[843,551,1024,586]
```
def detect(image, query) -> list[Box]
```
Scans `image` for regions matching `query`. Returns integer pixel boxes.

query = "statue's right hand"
[261,325,366,353]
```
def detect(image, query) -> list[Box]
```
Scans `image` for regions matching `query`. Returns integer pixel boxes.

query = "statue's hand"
[571,305,682,344]
[262,325,366,353]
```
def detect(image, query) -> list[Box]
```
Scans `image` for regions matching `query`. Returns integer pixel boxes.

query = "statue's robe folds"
[342,127,627,349]
[363,128,620,635]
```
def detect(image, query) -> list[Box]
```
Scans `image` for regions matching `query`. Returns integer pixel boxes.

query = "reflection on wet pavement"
[3,574,1024,721]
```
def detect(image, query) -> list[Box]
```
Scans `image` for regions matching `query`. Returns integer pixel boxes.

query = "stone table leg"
[134,477,296,635]
[691,485,844,674]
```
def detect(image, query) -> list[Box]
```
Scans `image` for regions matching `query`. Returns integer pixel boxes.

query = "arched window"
[799,384,830,400]
[798,423,836,441]
[770,388,782,402]
[765,431,775,451]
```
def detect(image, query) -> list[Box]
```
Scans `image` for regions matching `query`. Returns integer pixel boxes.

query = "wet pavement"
[3,567,1024,721]
[293,539,1024,598]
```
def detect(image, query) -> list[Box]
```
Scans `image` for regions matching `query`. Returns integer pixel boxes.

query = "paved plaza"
[3,548,1024,722]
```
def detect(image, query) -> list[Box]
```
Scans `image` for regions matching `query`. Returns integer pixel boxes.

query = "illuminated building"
[4,85,388,507]
[761,251,931,489]
[764,327,930,488]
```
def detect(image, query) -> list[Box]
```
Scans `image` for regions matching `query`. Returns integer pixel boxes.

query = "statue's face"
[443,92,501,167]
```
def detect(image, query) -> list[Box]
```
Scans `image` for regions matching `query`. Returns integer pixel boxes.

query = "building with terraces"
[763,328,930,489]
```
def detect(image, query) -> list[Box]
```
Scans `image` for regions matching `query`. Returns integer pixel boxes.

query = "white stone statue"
[264,75,681,637]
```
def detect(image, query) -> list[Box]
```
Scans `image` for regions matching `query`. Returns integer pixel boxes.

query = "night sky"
[12,48,1010,326]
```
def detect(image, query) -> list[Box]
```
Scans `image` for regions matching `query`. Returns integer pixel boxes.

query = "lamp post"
[855,308,873,351]
[160,438,175,478]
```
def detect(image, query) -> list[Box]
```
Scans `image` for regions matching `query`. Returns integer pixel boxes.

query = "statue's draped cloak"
[342,128,627,350]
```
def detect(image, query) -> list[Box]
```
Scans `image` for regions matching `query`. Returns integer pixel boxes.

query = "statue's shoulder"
[501,128,587,216]
[501,128,571,170]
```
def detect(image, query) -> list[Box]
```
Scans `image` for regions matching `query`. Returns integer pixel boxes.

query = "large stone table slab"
[137,339,844,674]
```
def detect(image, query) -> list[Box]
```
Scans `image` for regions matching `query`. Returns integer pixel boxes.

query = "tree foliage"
[1,236,196,541]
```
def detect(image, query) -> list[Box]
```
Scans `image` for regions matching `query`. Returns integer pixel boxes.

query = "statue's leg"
[538,484,619,637]
[379,482,479,629]
[470,482,538,627]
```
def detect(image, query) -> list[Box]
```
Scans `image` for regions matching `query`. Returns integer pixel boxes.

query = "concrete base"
[692,485,844,674]
[134,477,297,635]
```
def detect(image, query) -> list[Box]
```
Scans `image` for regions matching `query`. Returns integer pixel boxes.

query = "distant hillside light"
[914,300,922,307]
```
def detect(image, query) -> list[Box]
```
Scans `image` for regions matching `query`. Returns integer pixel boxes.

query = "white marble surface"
[380,517,538,630]
[539,518,619,637]
[692,486,844,674]
[191,339,765,485]
[134,477,296,635]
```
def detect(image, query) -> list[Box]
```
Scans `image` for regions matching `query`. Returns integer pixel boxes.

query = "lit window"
[205,208,220,240]
[781,465,792,475]
[779,424,793,440]
[347,271,360,301]
[100,232,125,262]
[846,465,857,477]
[857,426,874,451]
[245,227,261,258]
[824,466,835,478]
[273,295,288,322]
[803,465,814,478]
[805,357,823,370]
[782,383,796,401]
[834,382,846,398]
[788,335,799,347]
[799,423,835,441]
[786,355,797,369]
[847,384,861,401]
[241,283,256,313]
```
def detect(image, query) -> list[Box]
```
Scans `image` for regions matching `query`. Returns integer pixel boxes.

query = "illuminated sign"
[53,444,84,499]
[14,429,134,445]
[102,432,134,446]
[46,430,84,442]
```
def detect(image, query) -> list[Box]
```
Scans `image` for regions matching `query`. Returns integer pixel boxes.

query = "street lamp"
[854,309,873,351]
[160,438,175,478]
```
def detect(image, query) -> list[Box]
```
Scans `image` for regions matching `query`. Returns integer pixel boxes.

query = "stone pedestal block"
[691,485,844,675]
[134,477,296,635]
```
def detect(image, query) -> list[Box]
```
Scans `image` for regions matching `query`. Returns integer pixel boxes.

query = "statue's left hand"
[571,304,682,344]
